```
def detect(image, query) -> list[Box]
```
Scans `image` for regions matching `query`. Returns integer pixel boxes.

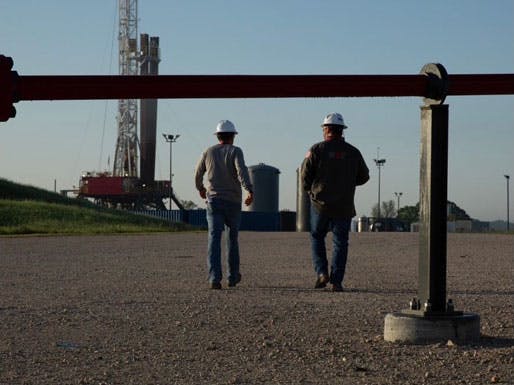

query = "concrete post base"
[384,312,480,344]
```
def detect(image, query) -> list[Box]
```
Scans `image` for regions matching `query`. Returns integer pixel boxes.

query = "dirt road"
[1,232,512,384]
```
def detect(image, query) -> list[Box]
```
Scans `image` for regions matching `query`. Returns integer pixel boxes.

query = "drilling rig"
[79,0,180,210]
[114,0,139,179]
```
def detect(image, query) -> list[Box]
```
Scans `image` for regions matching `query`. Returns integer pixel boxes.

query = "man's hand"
[199,188,207,199]
[244,192,253,206]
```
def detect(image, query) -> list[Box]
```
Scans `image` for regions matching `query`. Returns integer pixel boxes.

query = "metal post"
[169,140,172,210]
[506,175,510,231]
[394,192,403,214]
[374,154,386,220]
[162,133,180,210]
[378,165,381,219]
[385,65,480,344]
[418,104,449,313]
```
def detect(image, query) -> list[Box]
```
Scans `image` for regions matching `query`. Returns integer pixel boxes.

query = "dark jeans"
[206,198,242,284]
[310,205,351,285]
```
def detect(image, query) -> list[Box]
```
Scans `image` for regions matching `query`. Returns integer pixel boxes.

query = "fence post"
[383,64,480,344]
[418,104,449,313]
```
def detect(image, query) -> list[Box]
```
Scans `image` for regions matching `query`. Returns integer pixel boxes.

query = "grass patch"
[0,178,92,207]
[0,178,189,235]
[0,200,186,235]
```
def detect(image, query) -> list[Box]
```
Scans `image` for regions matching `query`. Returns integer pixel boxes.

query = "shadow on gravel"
[253,287,514,297]
[449,290,514,296]
[251,286,417,295]
[252,286,324,293]
[476,336,514,349]
[343,287,416,295]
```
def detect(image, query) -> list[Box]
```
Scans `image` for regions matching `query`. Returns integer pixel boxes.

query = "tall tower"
[113,0,139,177]
[139,34,160,185]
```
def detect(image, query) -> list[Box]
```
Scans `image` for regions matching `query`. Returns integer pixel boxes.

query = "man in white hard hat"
[301,113,369,291]
[195,120,254,289]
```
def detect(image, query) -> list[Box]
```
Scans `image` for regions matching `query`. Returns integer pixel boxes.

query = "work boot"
[331,283,343,292]
[314,274,330,289]
[209,282,222,290]
[227,273,242,287]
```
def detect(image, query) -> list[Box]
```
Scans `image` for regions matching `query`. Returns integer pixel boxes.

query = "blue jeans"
[310,205,351,285]
[206,198,242,284]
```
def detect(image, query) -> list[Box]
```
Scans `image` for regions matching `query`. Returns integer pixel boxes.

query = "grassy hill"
[0,178,188,235]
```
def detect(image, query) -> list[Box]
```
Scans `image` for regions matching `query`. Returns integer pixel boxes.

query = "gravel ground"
[0,232,512,385]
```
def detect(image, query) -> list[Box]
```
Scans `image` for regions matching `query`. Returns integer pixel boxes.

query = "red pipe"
[16,73,514,101]
[17,74,425,100]
[447,74,514,96]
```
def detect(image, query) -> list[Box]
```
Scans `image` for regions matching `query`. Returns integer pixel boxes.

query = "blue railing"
[131,209,288,231]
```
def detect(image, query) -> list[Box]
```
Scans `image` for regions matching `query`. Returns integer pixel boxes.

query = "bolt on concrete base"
[384,312,480,344]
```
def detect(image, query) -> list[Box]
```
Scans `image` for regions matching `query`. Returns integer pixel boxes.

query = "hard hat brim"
[214,131,238,135]
[321,124,348,129]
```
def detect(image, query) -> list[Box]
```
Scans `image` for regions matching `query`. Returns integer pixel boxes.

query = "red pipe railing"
[1,54,513,122]
[15,73,514,101]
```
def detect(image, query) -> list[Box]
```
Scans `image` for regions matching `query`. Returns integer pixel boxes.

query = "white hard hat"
[214,120,238,135]
[321,112,347,128]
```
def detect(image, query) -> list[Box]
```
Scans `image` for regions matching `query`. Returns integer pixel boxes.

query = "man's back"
[195,143,252,204]
[302,138,369,217]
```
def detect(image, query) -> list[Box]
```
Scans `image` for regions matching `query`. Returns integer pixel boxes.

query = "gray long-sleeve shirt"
[195,144,253,204]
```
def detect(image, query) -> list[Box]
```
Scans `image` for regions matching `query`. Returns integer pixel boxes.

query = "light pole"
[374,151,386,219]
[505,175,510,231]
[162,133,180,210]
[394,192,403,215]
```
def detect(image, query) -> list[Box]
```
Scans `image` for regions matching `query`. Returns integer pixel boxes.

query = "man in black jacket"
[302,112,369,291]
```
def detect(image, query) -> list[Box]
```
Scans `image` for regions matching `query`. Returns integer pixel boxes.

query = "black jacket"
[302,138,369,218]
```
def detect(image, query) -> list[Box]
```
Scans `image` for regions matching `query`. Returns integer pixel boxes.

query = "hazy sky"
[1,1,513,221]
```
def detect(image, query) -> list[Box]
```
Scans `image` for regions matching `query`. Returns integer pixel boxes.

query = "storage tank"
[296,162,311,232]
[280,210,297,231]
[357,216,369,232]
[245,163,280,212]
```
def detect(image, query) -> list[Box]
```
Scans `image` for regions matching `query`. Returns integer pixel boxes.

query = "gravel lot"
[0,232,512,385]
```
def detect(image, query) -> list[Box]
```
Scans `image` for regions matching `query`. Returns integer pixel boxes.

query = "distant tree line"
[371,200,471,225]
[180,200,199,209]
[370,200,396,219]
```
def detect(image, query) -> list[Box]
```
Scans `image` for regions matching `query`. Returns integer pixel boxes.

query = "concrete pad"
[384,312,480,344]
